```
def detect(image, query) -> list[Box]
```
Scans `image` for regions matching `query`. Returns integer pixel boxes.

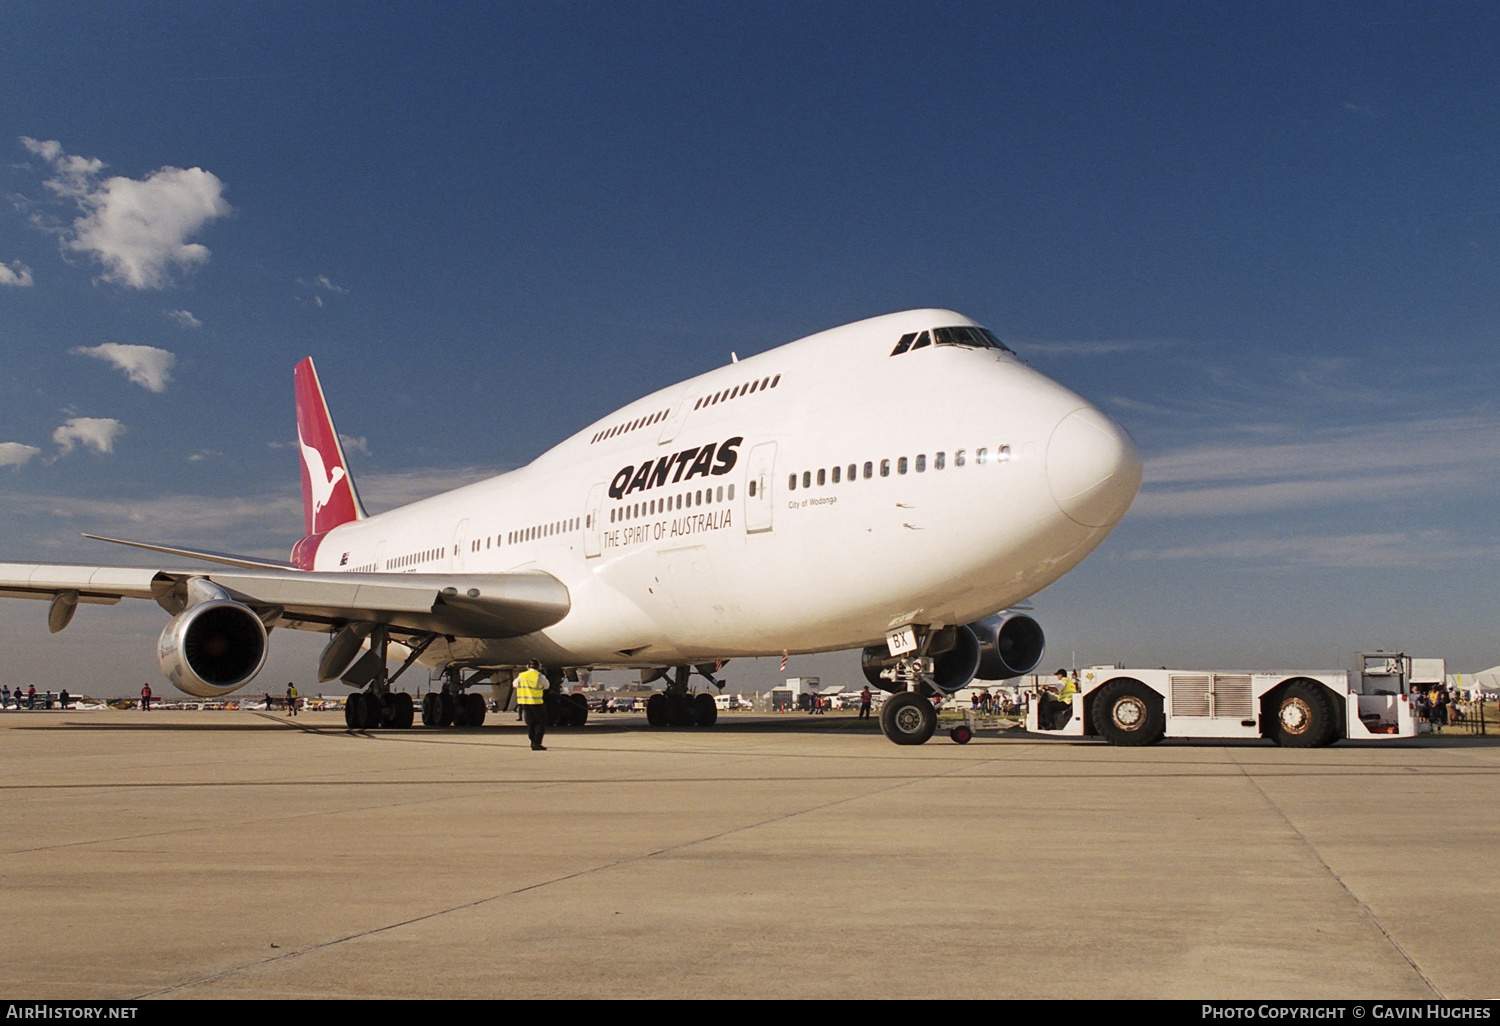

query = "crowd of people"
[1415,684,1478,732]
[1,685,73,710]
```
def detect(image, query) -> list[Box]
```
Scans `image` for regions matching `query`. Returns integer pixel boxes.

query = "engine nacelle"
[970,611,1046,679]
[157,598,269,698]
[861,624,982,694]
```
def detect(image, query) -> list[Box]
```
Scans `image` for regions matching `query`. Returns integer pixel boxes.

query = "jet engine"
[860,612,1045,694]
[970,611,1046,679]
[156,582,269,698]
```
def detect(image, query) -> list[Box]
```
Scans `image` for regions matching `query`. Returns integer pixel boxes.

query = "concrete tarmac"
[0,708,1495,1000]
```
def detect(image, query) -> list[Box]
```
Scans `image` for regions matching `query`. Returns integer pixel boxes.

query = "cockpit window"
[933,326,1014,353]
[890,325,1013,357]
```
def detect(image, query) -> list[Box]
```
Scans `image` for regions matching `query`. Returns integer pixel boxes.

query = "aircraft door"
[744,442,776,534]
[657,388,698,445]
[453,518,471,572]
[584,483,605,558]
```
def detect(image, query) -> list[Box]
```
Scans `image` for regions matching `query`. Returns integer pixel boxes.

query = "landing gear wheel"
[1091,679,1165,746]
[421,693,441,727]
[881,692,937,746]
[665,692,694,727]
[452,694,471,727]
[566,693,589,727]
[391,692,414,729]
[347,691,380,730]
[949,724,973,744]
[646,693,666,727]
[1274,682,1336,748]
[693,693,718,727]
[376,693,396,728]
[465,692,487,727]
[439,692,455,727]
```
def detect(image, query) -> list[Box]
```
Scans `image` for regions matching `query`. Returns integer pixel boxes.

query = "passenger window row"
[591,408,673,445]
[610,483,736,523]
[693,374,780,412]
[385,546,444,571]
[889,326,1014,356]
[785,446,1012,491]
[506,517,580,546]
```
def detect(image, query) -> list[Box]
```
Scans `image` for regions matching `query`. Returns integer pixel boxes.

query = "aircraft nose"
[1045,407,1143,528]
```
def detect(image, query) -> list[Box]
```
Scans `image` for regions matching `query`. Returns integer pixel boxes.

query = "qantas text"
[608,437,742,500]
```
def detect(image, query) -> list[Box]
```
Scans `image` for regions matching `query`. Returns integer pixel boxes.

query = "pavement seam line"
[140,751,978,997]
[1227,750,1444,999]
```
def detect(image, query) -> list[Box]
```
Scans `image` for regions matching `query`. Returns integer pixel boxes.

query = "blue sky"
[2,2,1497,694]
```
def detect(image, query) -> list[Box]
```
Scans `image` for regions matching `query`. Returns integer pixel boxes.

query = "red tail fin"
[293,357,365,538]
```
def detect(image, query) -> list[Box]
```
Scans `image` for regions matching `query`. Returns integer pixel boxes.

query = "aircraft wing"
[0,562,571,640]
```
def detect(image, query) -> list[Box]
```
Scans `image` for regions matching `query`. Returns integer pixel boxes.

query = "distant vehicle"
[1028,653,1422,746]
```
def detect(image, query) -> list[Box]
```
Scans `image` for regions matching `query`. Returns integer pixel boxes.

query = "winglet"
[293,357,366,537]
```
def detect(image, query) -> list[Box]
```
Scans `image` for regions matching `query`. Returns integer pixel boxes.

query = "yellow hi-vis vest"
[515,669,545,705]
[1057,677,1078,703]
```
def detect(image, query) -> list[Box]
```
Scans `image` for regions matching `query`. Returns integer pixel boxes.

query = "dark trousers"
[523,704,546,748]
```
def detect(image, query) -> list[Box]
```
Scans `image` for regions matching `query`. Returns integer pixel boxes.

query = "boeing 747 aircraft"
[0,309,1141,745]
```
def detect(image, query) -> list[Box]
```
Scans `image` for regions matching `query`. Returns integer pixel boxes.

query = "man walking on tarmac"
[286,682,299,716]
[516,660,548,750]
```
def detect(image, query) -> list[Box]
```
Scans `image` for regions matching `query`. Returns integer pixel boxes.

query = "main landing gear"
[343,625,434,730]
[418,667,492,728]
[644,665,721,728]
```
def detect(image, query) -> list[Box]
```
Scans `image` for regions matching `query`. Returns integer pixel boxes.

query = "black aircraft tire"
[1091,679,1165,746]
[567,693,589,727]
[393,692,414,729]
[420,693,440,727]
[466,692,487,727]
[694,693,718,727]
[439,692,455,728]
[883,692,936,746]
[646,693,666,727]
[344,693,360,729]
[1274,682,1336,748]
[665,692,694,727]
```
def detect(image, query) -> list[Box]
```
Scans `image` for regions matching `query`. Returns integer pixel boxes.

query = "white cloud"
[338,433,370,456]
[0,442,42,468]
[1134,416,1500,518]
[1122,531,1500,569]
[71,343,176,392]
[0,260,33,287]
[52,417,125,455]
[297,274,347,307]
[20,137,230,290]
[164,308,201,328]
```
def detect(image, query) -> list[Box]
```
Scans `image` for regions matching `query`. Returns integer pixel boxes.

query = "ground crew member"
[140,683,151,712]
[1056,669,1078,705]
[286,682,298,717]
[859,686,872,719]
[516,660,548,750]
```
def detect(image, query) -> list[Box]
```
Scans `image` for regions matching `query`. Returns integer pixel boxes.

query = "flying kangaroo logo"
[299,428,347,518]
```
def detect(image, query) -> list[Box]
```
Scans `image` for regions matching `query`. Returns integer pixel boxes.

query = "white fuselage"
[307,310,1141,671]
